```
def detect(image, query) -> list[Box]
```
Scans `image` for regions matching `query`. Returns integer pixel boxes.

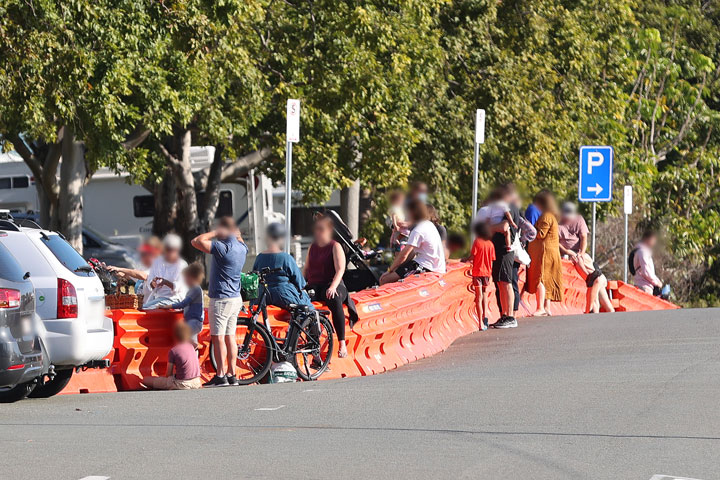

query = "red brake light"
[7,364,25,370]
[57,278,78,318]
[0,288,21,309]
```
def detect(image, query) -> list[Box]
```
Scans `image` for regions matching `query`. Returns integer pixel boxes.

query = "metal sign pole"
[285,99,300,254]
[591,202,597,260]
[471,109,485,232]
[623,185,632,283]
[623,212,628,283]
[284,141,293,253]
[471,140,480,226]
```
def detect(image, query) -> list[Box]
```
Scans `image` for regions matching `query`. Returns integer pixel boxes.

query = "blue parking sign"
[578,146,613,202]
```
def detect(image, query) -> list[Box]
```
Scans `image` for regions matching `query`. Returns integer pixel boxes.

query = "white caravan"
[0,148,283,256]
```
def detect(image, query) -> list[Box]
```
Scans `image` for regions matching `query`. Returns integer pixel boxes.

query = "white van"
[0,220,113,397]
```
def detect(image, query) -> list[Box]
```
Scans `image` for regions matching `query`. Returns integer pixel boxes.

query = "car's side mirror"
[23,271,31,280]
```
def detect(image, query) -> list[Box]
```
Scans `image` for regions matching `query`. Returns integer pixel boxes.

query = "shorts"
[395,260,429,279]
[473,276,491,290]
[142,376,202,390]
[492,252,515,283]
[585,270,603,288]
[209,296,243,336]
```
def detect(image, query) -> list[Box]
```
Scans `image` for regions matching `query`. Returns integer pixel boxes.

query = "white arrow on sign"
[587,183,603,196]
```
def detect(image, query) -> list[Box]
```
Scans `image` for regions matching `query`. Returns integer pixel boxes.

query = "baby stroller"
[324,210,381,292]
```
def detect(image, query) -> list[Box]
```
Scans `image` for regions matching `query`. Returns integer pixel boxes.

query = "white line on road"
[78,476,110,480]
[254,405,285,411]
[650,475,705,480]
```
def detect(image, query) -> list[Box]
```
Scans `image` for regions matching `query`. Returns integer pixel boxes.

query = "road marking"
[650,475,705,480]
[254,405,285,411]
[78,476,110,480]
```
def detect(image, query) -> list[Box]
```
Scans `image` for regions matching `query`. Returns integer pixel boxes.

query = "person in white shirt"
[143,234,188,309]
[630,230,663,295]
[380,199,446,285]
[475,188,519,253]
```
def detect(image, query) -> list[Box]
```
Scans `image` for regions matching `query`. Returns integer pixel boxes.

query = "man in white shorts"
[191,217,247,387]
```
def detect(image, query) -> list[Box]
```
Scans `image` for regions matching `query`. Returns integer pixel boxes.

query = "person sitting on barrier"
[558,201,589,259]
[380,199,446,285]
[143,234,188,309]
[159,263,205,347]
[108,236,161,299]
[571,253,615,314]
[191,216,247,388]
[253,223,314,311]
[526,191,563,317]
[304,213,359,359]
[141,322,202,390]
[471,222,495,331]
[629,229,663,296]
[426,204,449,260]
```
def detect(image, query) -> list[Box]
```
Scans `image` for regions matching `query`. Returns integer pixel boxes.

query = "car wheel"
[0,381,37,403]
[28,368,73,398]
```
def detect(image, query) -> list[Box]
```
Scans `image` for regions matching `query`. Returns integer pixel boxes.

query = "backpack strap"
[628,248,639,276]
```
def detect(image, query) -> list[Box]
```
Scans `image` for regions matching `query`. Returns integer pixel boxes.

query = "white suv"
[0,221,113,397]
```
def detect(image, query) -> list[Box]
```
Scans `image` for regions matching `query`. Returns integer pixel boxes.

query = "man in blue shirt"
[191,216,247,387]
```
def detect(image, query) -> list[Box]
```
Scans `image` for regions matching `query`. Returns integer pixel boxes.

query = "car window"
[83,233,102,249]
[40,234,94,277]
[0,242,27,282]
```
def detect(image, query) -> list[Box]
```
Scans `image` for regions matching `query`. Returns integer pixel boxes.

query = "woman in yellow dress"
[526,191,563,315]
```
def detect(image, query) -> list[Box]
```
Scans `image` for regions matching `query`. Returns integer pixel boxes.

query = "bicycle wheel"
[209,319,273,385]
[288,313,334,381]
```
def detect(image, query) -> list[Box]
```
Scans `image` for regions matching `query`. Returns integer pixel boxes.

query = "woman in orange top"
[526,191,563,316]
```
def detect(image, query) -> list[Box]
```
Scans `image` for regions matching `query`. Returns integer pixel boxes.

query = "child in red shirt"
[471,222,495,330]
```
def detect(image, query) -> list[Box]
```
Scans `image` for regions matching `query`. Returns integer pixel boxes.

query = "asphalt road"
[2,308,720,480]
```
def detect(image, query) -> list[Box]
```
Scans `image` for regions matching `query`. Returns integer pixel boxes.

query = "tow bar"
[75,359,111,372]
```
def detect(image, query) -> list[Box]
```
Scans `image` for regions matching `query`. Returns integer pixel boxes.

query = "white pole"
[284,141,293,253]
[591,202,597,260]
[623,213,628,283]
[248,169,260,255]
[471,141,480,226]
[472,109,485,230]
[623,185,632,283]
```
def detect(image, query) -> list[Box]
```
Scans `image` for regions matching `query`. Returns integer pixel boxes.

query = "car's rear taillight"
[57,278,78,318]
[0,288,21,309]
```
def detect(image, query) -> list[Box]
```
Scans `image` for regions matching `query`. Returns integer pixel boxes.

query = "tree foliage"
[1,0,718,302]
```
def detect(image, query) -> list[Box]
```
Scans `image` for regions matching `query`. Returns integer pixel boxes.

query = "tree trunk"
[58,125,86,253]
[151,172,177,237]
[340,179,361,239]
[200,145,225,232]
[359,186,374,234]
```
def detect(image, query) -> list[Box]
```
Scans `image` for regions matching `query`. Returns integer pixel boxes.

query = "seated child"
[387,190,411,252]
[141,322,202,390]
[471,222,496,331]
[475,189,518,252]
[160,263,204,347]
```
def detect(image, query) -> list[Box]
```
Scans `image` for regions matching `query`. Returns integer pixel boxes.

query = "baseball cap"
[163,233,182,250]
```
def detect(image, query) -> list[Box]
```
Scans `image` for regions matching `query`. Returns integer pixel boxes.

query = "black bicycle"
[209,267,334,384]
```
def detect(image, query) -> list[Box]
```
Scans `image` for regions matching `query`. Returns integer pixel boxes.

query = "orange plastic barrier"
[61,260,678,394]
[59,350,118,395]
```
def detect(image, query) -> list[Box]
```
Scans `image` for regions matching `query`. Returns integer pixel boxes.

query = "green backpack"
[240,272,259,301]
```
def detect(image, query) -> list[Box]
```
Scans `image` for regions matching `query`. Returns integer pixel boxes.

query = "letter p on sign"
[587,152,604,174]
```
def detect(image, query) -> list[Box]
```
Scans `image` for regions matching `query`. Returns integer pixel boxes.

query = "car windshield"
[0,242,27,282]
[40,234,94,277]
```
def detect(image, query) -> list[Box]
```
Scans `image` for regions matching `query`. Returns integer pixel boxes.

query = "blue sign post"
[579,146,614,259]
